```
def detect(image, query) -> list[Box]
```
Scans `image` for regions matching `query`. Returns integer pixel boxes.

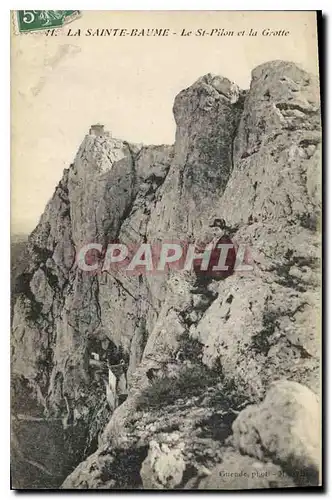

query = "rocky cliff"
[11,60,321,490]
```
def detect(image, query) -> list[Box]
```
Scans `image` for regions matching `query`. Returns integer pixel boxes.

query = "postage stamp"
[14,10,81,34]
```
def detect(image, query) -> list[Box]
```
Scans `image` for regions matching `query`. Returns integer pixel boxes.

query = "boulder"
[140,439,186,489]
[231,380,320,485]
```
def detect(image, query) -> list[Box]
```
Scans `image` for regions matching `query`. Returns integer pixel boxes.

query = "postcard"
[11,10,322,490]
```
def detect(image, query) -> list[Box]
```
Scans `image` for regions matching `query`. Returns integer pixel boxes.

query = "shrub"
[207,376,249,411]
[137,364,220,410]
[176,332,205,362]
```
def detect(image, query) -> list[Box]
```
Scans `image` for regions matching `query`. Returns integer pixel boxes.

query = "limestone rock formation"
[11,60,321,489]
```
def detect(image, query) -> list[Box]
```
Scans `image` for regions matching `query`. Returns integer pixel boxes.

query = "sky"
[11,11,320,234]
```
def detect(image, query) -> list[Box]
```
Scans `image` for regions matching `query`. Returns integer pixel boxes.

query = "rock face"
[11,61,321,489]
[150,73,244,238]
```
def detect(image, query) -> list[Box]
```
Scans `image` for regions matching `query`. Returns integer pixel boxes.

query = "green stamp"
[16,10,81,33]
